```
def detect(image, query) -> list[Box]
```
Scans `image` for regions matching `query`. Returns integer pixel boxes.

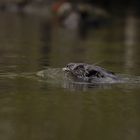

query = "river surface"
[0,12,140,140]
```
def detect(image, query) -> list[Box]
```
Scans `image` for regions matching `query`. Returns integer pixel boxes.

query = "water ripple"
[36,68,140,91]
[0,68,140,91]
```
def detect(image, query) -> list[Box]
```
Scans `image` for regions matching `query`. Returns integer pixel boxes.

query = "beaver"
[63,63,118,83]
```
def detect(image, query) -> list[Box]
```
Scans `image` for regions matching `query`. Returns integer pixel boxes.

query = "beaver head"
[63,63,87,78]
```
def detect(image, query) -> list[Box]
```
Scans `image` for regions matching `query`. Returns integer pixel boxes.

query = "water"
[0,12,140,140]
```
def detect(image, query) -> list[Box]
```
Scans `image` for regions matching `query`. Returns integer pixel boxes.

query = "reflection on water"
[39,20,52,67]
[0,12,140,140]
[125,14,138,70]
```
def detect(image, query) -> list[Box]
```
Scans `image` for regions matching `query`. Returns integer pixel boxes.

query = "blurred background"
[0,0,140,140]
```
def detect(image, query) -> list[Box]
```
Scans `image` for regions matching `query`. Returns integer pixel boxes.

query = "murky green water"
[0,12,140,140]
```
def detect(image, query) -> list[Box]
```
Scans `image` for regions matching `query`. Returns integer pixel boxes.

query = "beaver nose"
[62,67,70,71]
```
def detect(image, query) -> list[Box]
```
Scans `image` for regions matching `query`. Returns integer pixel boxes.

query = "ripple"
[0,72,18,79]
[36,69,140,84]
[36,68,140,91]
[1,67,140,91]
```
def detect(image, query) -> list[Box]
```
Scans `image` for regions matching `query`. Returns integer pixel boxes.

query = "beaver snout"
[62,67,70,72]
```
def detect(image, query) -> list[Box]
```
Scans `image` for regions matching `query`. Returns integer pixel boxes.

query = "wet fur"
[63,63,118,82]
